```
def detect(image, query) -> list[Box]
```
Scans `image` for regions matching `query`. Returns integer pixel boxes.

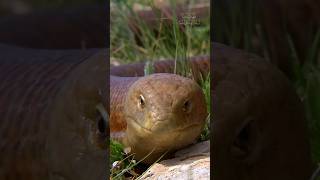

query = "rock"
[140,141,210,180]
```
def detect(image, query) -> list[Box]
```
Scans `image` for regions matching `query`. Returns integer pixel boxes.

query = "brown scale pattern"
[0,45,98,179]
[110,76,139,133]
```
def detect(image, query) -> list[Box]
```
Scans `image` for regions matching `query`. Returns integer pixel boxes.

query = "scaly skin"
[110,43,314,179]
[212,43,313,180]
[0,43,313,179]
[0,3,108,179]
[0,44,108,180]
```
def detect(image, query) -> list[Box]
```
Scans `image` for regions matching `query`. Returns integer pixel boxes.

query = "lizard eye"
[182,100,192,113]
[231,118,259,160]
[138,94,145,109]
[97,115,107,136]
[233,122,251,157]
[95,104,108,138]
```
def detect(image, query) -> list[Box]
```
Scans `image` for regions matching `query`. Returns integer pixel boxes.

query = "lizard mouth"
[125,115,205,161]
[126,115,203,135]
[126,115,153,134]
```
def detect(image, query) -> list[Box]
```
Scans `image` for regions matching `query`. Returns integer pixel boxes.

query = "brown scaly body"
[0,3,109,179]
[0,44,108,180]
[110,42,314,179]
[0,41,313,179]
[212,43,313,179]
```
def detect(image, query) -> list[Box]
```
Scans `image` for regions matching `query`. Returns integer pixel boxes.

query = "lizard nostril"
[182,100,192,113]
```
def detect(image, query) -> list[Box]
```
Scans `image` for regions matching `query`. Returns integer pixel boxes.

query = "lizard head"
[123,73,207,163]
